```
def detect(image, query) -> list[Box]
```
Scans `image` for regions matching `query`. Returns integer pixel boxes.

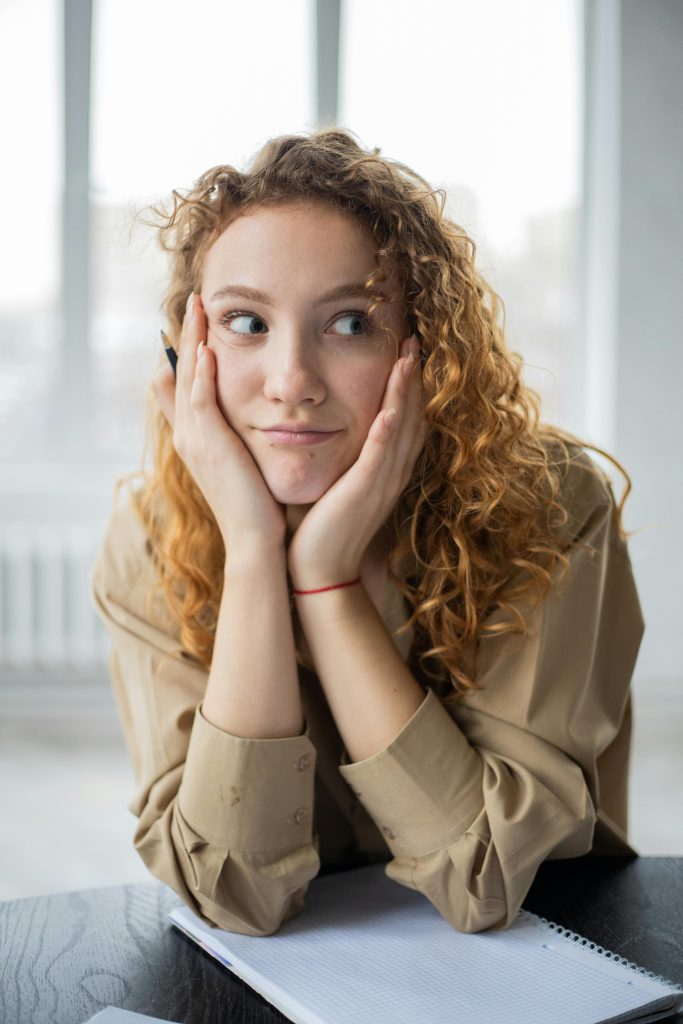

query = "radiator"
[0,522,110,668]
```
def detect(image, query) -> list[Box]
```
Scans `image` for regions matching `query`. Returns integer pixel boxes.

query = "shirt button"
[286,807,309,826]
[293,753,312,771]
[382,826,396,839]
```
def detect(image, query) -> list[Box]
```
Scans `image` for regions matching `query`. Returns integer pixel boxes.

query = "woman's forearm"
[202,541,305,739]
[294,580,425,762]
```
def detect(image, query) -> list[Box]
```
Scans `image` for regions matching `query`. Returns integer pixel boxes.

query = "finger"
[339,340,423,512]
[377,350,413,450]
[399,381,428,491]
[372,344,422,489]
[189,341,241,454]
[380,336,417,415]
[176,292,206,436]
[347,399,401,498]
[151,358,176,428]
[300,339,417,509]
[393,350,423,465]
[398,413,427,493]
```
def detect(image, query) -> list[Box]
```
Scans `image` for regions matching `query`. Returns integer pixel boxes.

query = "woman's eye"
[217,309,373,337]
[331,311,373,336]
[219,312,267,335]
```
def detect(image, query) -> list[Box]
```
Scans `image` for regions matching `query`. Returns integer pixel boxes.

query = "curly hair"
[116,126,638,707]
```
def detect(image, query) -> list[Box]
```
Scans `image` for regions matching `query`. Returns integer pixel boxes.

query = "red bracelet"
[291,577,362,596]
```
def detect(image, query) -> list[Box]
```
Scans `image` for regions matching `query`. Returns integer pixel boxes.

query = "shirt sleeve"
[89,495,321,936]
[338,466,645,934]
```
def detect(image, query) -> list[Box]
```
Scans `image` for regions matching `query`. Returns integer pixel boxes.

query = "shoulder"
[92,483,154,601]
[557,440,613,504]
[90,482,180,641]
[550,439,619,549]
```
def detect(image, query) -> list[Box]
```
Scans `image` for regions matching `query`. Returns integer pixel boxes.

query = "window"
[0,0,61,462]
[89,0,314,461]
[0,0,580,471]
[340,0,581,426]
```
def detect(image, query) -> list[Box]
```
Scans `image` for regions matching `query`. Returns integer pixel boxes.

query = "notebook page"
[169,863,682,1024]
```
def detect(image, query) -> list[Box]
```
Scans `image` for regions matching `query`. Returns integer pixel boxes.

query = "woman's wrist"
[224,534,287,573]
[291,577,362,596]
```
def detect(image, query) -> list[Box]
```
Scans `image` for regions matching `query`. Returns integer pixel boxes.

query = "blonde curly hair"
[116,126,637,707]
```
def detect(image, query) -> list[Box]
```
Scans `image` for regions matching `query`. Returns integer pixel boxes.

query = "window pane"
[0,0,61,462]
[340,0,581,426]
[90,0,314,457]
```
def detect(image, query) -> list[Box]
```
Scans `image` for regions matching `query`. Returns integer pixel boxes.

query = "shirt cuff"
[338,688,483,858]
[178,702,318,854]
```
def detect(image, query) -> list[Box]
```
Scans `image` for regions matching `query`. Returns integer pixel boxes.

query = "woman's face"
[199,201,408,511]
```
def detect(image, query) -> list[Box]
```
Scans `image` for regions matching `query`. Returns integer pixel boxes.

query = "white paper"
[168,863,683,1024]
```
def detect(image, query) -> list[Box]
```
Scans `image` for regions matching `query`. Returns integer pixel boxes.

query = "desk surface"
[1,856,682,1024]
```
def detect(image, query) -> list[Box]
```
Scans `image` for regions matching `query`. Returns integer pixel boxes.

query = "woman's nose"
[262,345,326,405]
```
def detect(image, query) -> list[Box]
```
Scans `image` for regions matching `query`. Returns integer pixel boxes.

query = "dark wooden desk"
[1,856,681,1024]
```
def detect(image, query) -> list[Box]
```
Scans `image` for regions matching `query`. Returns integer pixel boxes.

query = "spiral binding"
[517,910,683,993]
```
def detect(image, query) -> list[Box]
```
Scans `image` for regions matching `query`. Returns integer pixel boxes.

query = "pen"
[160,328,177,378]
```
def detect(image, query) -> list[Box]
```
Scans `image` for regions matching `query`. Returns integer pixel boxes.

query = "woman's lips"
[260,429,341,446]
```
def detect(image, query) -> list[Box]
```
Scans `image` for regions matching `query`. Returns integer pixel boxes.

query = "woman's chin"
[268,483,328,505]
[254,445,358,505]
[262,468,334,506]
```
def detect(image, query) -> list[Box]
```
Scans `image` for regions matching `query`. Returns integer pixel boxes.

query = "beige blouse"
[89,446,645,937]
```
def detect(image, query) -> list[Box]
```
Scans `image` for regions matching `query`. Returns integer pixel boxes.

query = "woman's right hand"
[151,292,287,549]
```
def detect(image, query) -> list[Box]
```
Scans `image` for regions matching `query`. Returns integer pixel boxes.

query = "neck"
[285,503,312,544]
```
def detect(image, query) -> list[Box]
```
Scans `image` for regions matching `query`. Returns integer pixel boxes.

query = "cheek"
[211,350,252,416]
[340,362,392,427]
[210,346,393,434]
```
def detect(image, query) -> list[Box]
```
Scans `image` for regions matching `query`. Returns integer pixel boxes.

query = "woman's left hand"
[287,334,427,590]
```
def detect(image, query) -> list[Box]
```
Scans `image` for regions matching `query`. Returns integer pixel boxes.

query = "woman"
[90,127,645,937]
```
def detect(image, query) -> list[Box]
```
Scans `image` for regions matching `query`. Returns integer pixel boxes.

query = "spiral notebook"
[168,863,682,1024]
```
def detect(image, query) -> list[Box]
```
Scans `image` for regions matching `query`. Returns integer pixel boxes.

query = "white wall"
[618,0,682,691]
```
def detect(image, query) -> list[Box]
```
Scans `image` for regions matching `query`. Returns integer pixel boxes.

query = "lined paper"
[169,863,682,1024]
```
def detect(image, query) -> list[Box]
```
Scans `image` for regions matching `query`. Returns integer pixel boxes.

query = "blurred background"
[1,0,681,901]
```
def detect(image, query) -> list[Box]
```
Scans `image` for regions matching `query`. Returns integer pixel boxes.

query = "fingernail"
[402,352,416,378]
[186,292,194,315]
[197,340,205,361]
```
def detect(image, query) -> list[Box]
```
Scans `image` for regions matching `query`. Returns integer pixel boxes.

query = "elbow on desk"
[386,851,508,935]
[166,896,300,938]
[387,805,597,935]
[419,882,510,935]
[187,878,313,938]
[132,806,321,937]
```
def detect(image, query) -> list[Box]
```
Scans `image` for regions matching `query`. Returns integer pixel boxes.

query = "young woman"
[90,127,645,937]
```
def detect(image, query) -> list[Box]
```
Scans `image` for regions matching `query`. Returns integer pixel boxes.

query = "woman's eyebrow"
[207,282,387,306]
